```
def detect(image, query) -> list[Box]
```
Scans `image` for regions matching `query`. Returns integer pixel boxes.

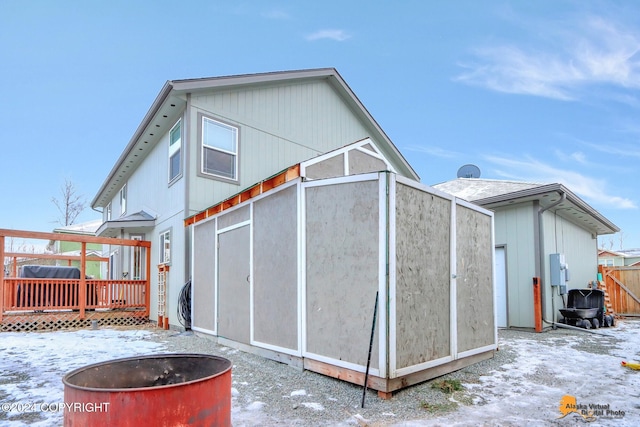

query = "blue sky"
[1,0,638,249]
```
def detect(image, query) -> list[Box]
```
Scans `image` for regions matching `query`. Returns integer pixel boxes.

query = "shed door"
[217,225,251,344]
[495,246,508,328]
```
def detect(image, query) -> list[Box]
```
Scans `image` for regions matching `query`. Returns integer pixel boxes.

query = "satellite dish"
[457,164,481,179]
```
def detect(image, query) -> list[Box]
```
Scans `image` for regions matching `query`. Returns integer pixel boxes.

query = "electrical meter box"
[550,253,569,295]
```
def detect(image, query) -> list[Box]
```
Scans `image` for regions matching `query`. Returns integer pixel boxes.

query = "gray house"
[91,69,496,395]
[434,178,619,329]
[91,68,418,328]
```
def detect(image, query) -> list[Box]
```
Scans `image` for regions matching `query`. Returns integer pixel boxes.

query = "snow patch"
[246,401,266,411]
[301,402,324,411]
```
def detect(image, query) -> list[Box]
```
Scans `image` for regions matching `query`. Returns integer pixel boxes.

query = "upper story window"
[119,184,127,216]
[106,203,112,221]
[201,116,238,181]
[169,120,181,183]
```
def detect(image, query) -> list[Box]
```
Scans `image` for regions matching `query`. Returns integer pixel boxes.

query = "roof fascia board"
[476,183,619,233]
[170,68,338,92]
[473,183,563,205]
[91,81,174,208]
[327,72,420,182]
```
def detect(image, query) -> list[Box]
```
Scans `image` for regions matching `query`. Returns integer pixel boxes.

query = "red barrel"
[62,354,232,427]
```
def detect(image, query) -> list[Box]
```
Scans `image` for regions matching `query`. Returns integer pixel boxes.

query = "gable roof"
[598,249,625,257]
[432,178,544,202]
[91,68,419,209]
[53,219,102,235]
[434,178,619,235]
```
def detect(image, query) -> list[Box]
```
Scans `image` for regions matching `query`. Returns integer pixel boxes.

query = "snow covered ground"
[1,321,640,426]
[411,321,640,427]
[0,328,164,426]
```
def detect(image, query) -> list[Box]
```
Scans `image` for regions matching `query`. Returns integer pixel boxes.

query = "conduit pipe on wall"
[537,191,566,328]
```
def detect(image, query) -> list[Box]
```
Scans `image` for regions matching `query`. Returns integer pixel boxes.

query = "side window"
[106,203,112,221]
[159,229,171,265]
[169,120,181,183]
[109,250,119,280]
[130,234,144,280]
[201,116,238,180]
[119,184,127,216]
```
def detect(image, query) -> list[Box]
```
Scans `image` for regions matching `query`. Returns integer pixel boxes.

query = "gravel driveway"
[1,320,638,426]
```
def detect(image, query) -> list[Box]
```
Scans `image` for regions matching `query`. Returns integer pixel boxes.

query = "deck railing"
[3,278,147,312]
[1,228,151,324]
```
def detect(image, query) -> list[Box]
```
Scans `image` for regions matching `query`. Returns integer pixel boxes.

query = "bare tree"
[52,178,86,226]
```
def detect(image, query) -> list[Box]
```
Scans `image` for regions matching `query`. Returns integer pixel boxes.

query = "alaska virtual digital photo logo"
[559,395,625,422]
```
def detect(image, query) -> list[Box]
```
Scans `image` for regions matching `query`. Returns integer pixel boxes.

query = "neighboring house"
[433,178,619,329]
[91,68,419,329]
[598,249,640,267]
[3,220,103,275]
[52,219,103,278]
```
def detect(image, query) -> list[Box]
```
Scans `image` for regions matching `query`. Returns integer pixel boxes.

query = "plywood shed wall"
[190,171,496,396]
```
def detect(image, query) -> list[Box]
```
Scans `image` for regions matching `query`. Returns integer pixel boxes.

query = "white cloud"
[554,148,590,165]
[455,15,640,101]
[484,154,637,209]
[306,29,351,42]
[581,140,640,159]
[456,46,581,100]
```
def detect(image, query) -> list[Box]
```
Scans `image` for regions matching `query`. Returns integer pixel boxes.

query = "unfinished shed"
[188,140,496,396]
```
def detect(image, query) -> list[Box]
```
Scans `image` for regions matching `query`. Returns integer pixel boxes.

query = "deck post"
[79,242,87,319]
[0,235,5,322]
[145,244,151,319]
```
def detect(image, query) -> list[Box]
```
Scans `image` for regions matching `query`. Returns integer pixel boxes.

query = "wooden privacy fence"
[1,228,151,331]
[599,265,640,316]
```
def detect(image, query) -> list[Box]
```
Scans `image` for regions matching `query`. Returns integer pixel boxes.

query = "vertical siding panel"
[188,78,378,214]
[494,204,536,328]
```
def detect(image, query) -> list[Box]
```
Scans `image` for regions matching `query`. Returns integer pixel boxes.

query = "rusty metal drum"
[62,353,232,427]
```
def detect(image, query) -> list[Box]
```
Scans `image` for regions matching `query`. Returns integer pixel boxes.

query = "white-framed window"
[109,250,119,280]
[159,229,171,265]
[169,120,181,183]
[201,116,238,180]
[119,184,127,216]
[130,234,144,280]
[106,203,112,221]
[598,258,614,267]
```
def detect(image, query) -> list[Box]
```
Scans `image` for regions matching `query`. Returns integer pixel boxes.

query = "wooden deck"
[1,228,151,332]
